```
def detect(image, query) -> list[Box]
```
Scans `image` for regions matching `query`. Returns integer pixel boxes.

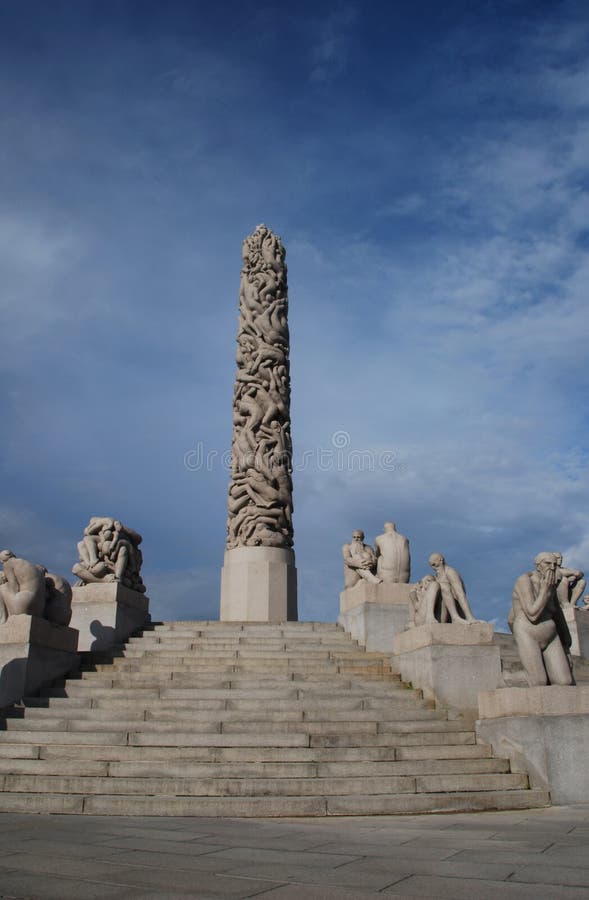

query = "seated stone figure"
[342,530,382,588]
[553,552,586,607]
[428,553,477,622]
[73,517,146,593]
[374,521,411,583]
[0,550,72,626]
[508,552,573,686]
[0,549,46,617]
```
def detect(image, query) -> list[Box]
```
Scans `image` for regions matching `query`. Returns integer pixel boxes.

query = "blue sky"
[1,0,588,628]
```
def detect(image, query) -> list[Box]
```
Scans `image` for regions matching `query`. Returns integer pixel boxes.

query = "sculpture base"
[339,580,412,615]
[477,686,589,803]
[220,547,297,622]
[562,605,589,658]
[392,623,501,714]
[0,614,79,707]
[70,583,150,652]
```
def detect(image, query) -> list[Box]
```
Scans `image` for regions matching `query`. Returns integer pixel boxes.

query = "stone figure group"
[0,515,147,632]
[342,523,410,587]
[0,549,72,626]
[409,554,477,626]
[508,552,579,686]
[342,523,478,624]
[72,517,146,593]
[226,225,294,551]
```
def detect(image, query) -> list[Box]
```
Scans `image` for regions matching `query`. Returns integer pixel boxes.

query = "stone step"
[9,705,437,724]
[0,757,507,780]
[28,741,493,763]
[6,717,447,735]
[0,771,528,798]
[0,730,312,748]
[0,789,550,817]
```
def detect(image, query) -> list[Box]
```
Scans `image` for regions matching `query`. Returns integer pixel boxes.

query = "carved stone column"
[220,225,298,621]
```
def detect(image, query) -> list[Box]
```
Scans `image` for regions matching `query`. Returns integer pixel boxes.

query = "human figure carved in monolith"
[374,522,411,583]
[553,552,586,607]
[342,531,382,588]
[509,552,574,686]
[226,225,293,550]
[428,552,477,622]
[72,517,146,593]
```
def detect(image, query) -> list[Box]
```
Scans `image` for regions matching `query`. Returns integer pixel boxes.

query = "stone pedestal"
[477,686,589,803]
[0,614,79,707]
[562,606,589,658]
[338,582,411,652]
[70,583,150,652]
[220,547,297,622]
[392,623,501,714]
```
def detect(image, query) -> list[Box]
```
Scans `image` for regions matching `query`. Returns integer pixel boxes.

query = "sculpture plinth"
[392,623,501,714]
[0,614,79,707]
[70,583,150,652]
[477,686,589,803]
[220,225,297,621]
[220,547,297,622]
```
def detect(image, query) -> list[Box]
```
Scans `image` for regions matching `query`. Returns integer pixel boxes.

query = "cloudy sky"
[1,0,588,628]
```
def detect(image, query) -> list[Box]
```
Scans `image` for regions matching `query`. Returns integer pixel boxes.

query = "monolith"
[220,225,297,621]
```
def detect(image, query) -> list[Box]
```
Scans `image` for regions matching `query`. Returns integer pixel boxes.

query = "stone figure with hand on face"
[342,530,382,587]
[428,553,477,623]
[509,551,573,686]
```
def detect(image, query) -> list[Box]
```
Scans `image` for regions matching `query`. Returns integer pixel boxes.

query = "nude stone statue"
[0,550,73,625]
[508,552,574,686]
[374,522,411,583]
[408,575,439,627]
[428,553,477,623]
[553,552,586,607]
[0,549,46,617]
[342,531,382,588]
[73,518,146,593]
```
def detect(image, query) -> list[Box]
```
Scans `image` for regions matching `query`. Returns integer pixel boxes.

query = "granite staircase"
[0,621,549,816]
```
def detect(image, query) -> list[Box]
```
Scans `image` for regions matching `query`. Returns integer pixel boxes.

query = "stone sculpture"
[0,549,72,626]
[72,517,146,593]
[428,553,477,623]
[553,553,586,607]
[225,225,293,551]
[408,575,439,627]
[508,552,574,686]
[342,530,382,587]
[374,521,411,583]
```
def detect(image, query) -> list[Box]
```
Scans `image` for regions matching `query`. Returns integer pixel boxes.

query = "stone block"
[70,583,150,652]
[338,602,409,652]
[561,605,589,658]
[476,687,589,803]
[478,685,589,719]
[391,624,501,714]
[0,615,79,707]
[220,546,297,622]
[339,580,412,615]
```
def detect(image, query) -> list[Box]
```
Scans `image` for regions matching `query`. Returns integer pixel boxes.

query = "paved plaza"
[0,804,588,898]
